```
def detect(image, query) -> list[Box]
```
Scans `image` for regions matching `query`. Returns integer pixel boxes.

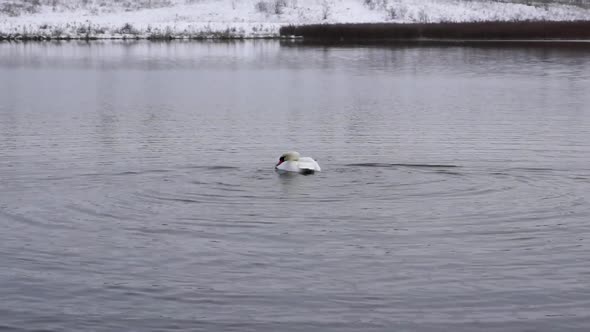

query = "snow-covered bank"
[2,0,590,40]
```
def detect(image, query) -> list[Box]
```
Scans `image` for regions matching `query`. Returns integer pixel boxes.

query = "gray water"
[1,41,589,332]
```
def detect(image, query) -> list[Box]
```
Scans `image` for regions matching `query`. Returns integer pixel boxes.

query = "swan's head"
[276,151,300,167]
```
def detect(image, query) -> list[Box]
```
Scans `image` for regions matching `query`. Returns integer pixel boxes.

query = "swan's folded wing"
[276,161,300,172]
[298,157,321,172]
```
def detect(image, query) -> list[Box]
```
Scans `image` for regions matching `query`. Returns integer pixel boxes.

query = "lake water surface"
[1,41,589,331]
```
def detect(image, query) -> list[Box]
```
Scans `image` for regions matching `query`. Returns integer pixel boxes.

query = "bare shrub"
[364,0,388,10]
[255,0,270,13]
[51,26,64,37]
[0,3,23,16]
[76,25,88,34]
[386,4,407,20]
[1,0,41,17]
[117,22,139,35]
[274,0,287,14]
[255,0,287,15]
[28,0,41,7]
[417,8,429,23]
[321,0,330,20]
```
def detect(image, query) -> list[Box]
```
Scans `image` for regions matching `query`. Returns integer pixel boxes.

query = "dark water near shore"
[1,41,589,331]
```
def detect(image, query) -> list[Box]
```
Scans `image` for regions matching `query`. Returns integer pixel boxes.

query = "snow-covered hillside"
[1,0,590,39]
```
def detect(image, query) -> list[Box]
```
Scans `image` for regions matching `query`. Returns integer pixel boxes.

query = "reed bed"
[279,21,590,40]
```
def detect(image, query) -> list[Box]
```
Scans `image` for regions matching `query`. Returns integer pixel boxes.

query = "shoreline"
[0,26,278,41]
[2,21,590,43]
[0,34,282,41]
[2,36,590,44]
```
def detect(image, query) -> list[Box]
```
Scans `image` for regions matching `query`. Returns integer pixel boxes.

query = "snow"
[1,0,590,39]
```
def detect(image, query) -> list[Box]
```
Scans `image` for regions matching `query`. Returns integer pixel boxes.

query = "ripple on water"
[2,41,590,331]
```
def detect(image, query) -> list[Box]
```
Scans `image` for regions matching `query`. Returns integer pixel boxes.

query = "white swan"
[275,151,321,174]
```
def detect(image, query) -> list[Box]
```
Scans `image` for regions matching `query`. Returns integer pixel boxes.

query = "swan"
[275,151,321,174]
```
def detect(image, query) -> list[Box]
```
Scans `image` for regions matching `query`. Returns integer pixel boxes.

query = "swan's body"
[275,151,321,174]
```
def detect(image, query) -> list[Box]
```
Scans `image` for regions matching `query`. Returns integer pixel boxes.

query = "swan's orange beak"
[276,157,285,167]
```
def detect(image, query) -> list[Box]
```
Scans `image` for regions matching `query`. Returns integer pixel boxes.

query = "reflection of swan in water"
[275,151,321,175]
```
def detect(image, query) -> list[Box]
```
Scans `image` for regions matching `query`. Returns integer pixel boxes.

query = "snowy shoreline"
[2,0,590,40]
[4,22,590,42]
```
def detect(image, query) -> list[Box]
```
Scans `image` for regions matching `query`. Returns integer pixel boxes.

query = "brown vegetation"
[280,21,590,40]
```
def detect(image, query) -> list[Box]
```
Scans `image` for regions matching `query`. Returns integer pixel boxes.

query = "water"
[1,41,589,331]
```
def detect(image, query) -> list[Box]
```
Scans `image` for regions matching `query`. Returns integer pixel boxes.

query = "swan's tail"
[297,157,321,174]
